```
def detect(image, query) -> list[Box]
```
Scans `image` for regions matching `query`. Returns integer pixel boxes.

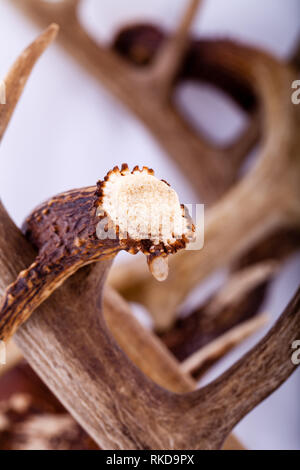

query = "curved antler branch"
[0,23,58,142]
[149,0,202,98]
[1,10,299,451]
[0,25,59,294]
[0,30,183,449]
[112,43,300,330]
[185,285,300,447]
[0,26,246,451]
[9,0,259,202]
[0,163,194,342]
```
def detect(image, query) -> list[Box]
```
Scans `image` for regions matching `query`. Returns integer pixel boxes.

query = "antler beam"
[0,26,244,450]
[111,44,300,329]
[9,0,257,202]
[0,27,299,451]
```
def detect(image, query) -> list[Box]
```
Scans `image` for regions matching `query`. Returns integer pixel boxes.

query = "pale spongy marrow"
[95,164,195,256]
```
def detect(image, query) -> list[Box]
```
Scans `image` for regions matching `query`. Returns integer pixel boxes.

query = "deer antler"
[162,261,277,363]
[0,28,299,451]
[8,1,300,339]
[9,0,258,202]
[0,27,245,449]
[160,226,300,361]
[0,160,195,342]
[104,21,300,330]
[111,43,300,329]
[0,23,59,141]
[13,254,300,449]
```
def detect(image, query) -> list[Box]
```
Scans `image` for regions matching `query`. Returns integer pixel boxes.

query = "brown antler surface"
[111,43,300,329]
[0,28,299,451]
[8,0,300,338]
[160,227,300,362]
[162,261,276,364]
[9,0,258,202]
[0,27,246,450]
[1,3,300,450]
[13,259,300,449]
[0,23,58,140]
[110,22,300,330]
[0,161,195,342]
[6,0,272,336]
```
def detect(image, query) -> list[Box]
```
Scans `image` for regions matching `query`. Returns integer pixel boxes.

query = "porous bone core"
[100,168,189,245]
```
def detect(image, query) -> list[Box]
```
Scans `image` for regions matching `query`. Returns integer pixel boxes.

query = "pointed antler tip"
[46,23,60,38]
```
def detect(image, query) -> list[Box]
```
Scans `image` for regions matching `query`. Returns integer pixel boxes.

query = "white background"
[0,0,299,449]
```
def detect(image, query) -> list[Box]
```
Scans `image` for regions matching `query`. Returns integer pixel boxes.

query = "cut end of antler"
[95,164,195,281]
[148,256,169,282]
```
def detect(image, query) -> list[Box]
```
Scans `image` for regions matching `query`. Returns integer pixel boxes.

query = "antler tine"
[10,0,141,78]
[208,262,278,313]
[0,29,241,448]
[112,45,300,330]
[0,23,58,142]
[2,6,298,451]
[181,313,269,379]
[189,286,300,445]
[2,286,243,449]
[0,24,58,290]
[103,286,194,395]
[149,0,202,98]
[161,260,277,361]
[10,0,256,202]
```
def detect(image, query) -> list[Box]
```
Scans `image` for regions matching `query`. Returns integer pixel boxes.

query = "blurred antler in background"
[9,0,259,202]
[0,1,265,329]
[10,0,299,331]
[0,25,245,450]
[4,0,269,364]
[0,0,299,450]
[110,22,300,330]
[110,39,300,329]
[161,228,300,360]
[162,261,276,365]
